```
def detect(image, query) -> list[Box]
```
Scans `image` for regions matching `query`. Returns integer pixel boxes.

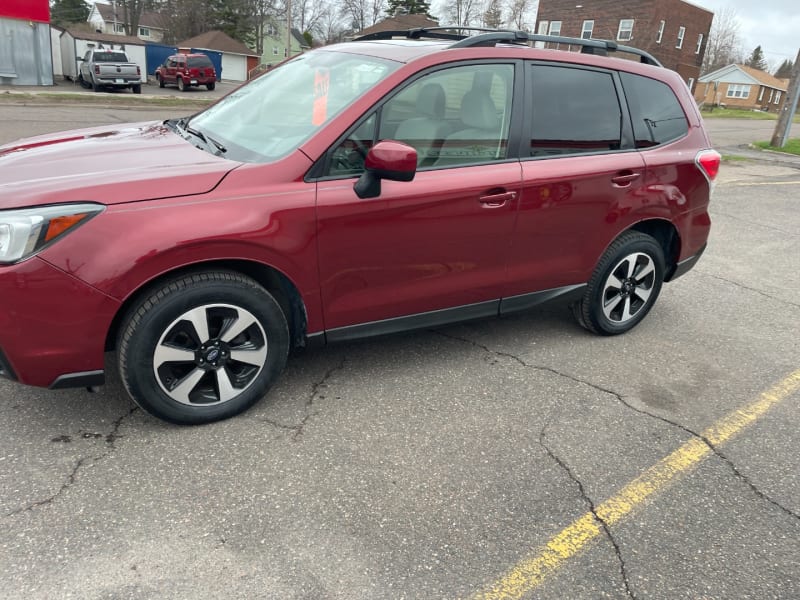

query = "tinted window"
[529,65,622,157]
[94,52,129,63]
[620,72,688,147]
[188,56,213,68]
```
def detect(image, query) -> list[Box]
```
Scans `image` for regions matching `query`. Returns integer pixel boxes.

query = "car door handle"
[479,191,516,207]
[611,172,641,187]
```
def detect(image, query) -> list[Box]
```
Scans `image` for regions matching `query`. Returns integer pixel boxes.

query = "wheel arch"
[105,259,308,353]
[628,219,680,279]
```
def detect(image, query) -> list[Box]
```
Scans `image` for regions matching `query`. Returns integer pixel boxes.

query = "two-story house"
[88,2,167,43]
[535,0,713,92]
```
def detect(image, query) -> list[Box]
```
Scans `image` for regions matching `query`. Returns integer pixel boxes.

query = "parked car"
[78,49,142,94]
[155,53,217,91]
[0,30,720,425]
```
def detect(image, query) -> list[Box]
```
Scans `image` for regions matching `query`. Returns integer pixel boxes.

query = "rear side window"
[188,56,213,68]
[529,65,622,157]
[620,72,688,148]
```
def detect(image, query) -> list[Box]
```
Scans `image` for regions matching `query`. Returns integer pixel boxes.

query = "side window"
[380,63,514,168]
[529,65,622,157]
[327,113,377,178]
[620,72,688,148]
[323,63,515,177]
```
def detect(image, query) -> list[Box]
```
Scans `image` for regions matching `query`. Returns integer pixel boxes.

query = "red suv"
[155,53,217,91]
[0,30,719,424]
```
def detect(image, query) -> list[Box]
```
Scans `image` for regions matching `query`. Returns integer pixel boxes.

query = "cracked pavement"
[0,109,799,598]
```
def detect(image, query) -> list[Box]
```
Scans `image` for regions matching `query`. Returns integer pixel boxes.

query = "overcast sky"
[686,0,800,66]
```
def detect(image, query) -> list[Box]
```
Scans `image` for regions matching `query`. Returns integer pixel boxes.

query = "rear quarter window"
[620,72,688,148]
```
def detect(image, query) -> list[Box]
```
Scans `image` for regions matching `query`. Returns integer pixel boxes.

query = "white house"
[87,2,167,42]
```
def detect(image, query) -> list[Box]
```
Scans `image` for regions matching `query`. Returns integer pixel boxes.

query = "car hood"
[0,121,239,209]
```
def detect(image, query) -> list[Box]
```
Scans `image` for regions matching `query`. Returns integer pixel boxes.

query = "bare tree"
[446,0,479,27]
[506,0,533,31]
[341,0,385,32]
[701,6,745,74]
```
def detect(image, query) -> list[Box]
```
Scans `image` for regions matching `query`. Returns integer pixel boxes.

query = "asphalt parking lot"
[0,103,799,599]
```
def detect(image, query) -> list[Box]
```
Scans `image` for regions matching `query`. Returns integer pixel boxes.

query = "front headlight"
[0,203,104,264]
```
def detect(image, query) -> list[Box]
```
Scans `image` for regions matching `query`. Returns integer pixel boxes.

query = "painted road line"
[472,368,800,600]
[725,181,800,186]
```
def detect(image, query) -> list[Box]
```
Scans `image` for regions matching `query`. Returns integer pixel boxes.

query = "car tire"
[157,74,165,88]
[572,231,665,336]
[118,271,290,425]
[177,77,186,92]
[91,77,100,92]
[206,82,216,91]
[132,84,142,94]
[78,73,89,89]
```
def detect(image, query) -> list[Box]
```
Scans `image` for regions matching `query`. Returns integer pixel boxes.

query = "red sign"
[0,0,50,23]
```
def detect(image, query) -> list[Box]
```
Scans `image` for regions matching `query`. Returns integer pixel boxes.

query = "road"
[1,106,799,599]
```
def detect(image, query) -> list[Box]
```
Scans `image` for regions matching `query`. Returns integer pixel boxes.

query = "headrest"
[460,90,499,130]
[416,83,446,119]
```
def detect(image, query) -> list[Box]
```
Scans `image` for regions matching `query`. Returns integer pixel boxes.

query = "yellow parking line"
[472,368,800,600]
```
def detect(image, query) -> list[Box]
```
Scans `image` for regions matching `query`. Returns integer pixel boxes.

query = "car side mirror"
[354,140,417,199]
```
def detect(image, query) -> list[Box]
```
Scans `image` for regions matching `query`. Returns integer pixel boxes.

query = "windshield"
[188,50,399,163]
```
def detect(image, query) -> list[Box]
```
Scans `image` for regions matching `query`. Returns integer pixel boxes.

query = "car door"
[314,62,524,337]
[502,62,648,311]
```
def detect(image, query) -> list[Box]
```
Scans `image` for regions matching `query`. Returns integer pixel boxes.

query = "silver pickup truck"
[78,49,142,94]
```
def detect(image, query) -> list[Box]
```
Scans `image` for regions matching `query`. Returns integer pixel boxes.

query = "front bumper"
[0,257,120,389]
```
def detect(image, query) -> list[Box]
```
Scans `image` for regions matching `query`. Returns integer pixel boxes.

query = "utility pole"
[770,48,800,148]
[286,0,292,60]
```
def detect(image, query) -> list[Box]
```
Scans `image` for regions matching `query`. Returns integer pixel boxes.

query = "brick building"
[535,0,713,91]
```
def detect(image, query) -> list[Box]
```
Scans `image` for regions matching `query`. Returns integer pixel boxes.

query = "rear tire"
[177,77,186,92]
[206,82,215,91]
[91,77,100,92]
[573,231,665,335]
[132,84,142,94]
[118,271,290,425]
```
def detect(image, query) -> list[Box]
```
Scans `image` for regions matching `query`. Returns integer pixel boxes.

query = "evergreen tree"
[774,59,794,79]
[745,45,768,71]
[50,0,90,26]
[482,0,503,28]
[386,0,432,17]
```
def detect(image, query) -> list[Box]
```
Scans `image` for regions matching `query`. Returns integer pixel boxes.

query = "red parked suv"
[0,30,720,424]
[155,53,217,91]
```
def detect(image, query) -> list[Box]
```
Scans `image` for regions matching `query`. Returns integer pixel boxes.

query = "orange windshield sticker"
[312,68,330,126]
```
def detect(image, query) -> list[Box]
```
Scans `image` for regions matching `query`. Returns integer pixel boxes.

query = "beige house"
[695,64,789,112]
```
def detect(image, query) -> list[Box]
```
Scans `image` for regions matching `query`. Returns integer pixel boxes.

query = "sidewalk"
[0,78,241,103]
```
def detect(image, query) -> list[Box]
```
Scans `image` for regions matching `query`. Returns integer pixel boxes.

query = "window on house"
[535,20,548,48]
[113,23,125,34]
[548,21,562,36]
[727,84,751,99]
[695,33,703,54]
[775,91,782,104]
[656,20,665,43]
[272,47,278,55]
[677,26,685,49]
[138,26,150,37]
[759,87,764,101]
[582,20,594,39]
[768,89,774,102]
[687,78,695,92]
[617,19,634,41]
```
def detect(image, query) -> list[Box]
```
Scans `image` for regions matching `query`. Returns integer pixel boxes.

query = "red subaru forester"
[0,30,720,424]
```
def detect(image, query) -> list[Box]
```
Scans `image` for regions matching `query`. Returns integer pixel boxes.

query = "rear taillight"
[94,65,100,75]
[696,149,721,183]
[136,66,141,76]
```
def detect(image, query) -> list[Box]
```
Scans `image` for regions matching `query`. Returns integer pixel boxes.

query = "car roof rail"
[352,27,662,67]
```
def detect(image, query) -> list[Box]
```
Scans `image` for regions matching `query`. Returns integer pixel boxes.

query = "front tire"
[157,74,165,88]
[118,271,290,425]
[573,231,665,335]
